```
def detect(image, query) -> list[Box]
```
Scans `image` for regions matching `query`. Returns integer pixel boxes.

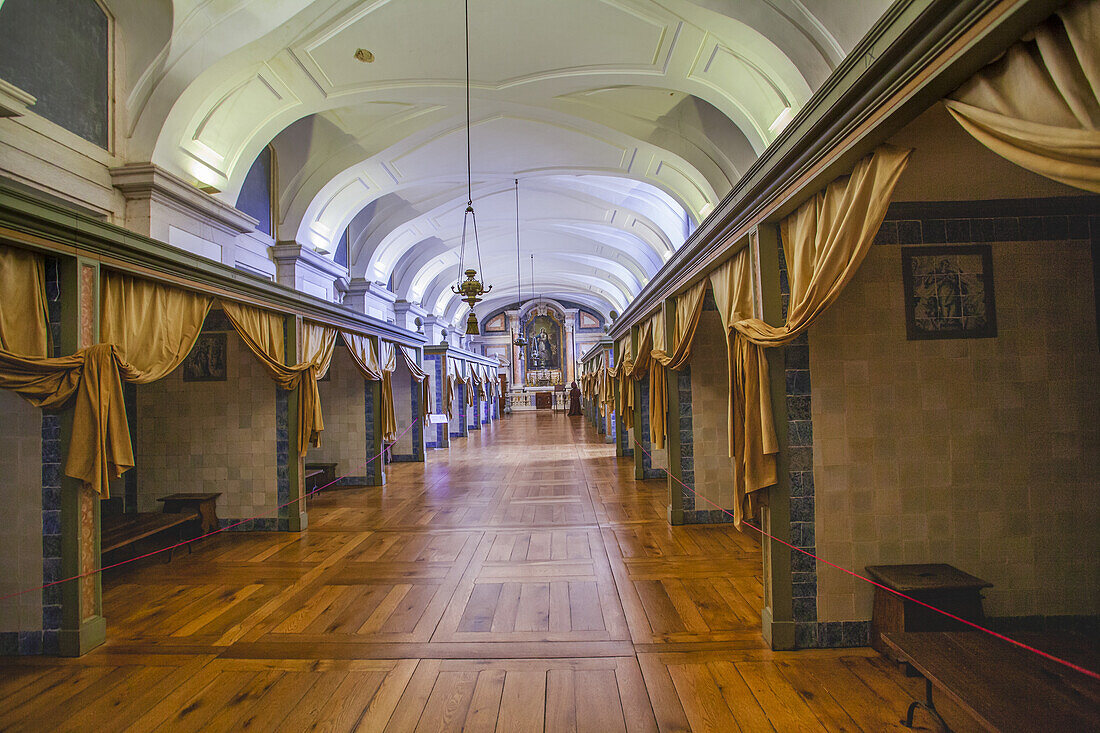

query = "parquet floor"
[0,411,960,731]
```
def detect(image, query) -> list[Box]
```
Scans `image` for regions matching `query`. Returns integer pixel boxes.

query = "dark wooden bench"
[305,462,337,493]
[883,631,1100,732]
[101,512,197,563]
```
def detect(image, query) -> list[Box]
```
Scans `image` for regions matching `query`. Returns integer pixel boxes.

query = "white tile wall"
[810,241,1100,621]
[392,357,414,454]
[136,329,277,519]
[308,345,367,476]
[0,390,43,631]
[689,310,737,508]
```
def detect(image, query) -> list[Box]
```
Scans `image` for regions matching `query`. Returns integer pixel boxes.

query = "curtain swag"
[944,0,1100,193]
[0,244,50,357]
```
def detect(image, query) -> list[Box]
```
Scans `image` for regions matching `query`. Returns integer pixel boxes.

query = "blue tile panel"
[29,257,64,655]
[364,378,382,485]
[776,234,822,643]
[451,384,467,438]
[424,355,444,448]
[637,378,664,480]
[876,197,1097,247]
[674,365,703,522]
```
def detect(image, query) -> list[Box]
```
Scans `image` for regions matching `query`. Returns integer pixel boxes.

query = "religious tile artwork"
[182,333,228,381]
[526,314,562,370]
[578,309,601,329]
[902,245,996,340]
[484,313,507,332]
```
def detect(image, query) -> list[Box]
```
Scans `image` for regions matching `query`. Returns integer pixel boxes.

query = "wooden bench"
[866,563,991,657]
[883,631,1100,732]
[101,512,197,563]
[156,492,221,535]
[305,462,337,493]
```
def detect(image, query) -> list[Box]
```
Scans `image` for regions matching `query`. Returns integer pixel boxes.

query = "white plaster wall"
[0,391,42,632]
[136,329,277,520]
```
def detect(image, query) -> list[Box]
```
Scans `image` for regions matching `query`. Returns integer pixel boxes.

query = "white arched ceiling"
[123,0,893,321]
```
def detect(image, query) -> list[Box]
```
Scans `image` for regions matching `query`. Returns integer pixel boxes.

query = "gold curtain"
[0,244,49,357]
[709,250,778,526]
[648,280,708,450]
[734,146,912,345]
[398,345,432,417]
[341,331,383,381]
[708,145,910,526]
[99,269,213,383]
[944,0,1100,193]
[301,321,338,380]
[0,344,137,497]
[616,336,634,429]
[379,340,398,442]
[222,302,334,456]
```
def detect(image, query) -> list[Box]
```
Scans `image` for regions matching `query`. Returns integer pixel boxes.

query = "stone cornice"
[580,339,614,365]
[0,79,35,118]
[609,0,1064,339]
[109,163,258,236]
[273,242,349,280]
[0,184,425,347]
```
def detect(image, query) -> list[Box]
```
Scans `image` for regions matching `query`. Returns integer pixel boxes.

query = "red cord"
[629,436,1100,681]
[0,417,422,604]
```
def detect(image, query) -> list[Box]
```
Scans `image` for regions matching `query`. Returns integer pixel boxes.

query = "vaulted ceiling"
[123,0,892,326]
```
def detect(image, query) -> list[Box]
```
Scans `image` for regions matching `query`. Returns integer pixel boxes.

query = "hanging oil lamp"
[450,0,490,335]
[512,178,527,348]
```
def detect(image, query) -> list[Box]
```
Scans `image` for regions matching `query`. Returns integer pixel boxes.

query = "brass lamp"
[450,0,491,336]
[453,268,491,334]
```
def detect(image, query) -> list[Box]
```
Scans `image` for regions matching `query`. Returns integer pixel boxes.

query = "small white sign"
[427,413,450,424]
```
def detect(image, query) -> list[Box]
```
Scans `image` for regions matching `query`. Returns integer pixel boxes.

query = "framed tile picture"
[902,245,996,340]
[182,333,227,381]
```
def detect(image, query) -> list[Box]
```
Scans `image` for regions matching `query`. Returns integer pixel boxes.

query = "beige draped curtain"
[944,0,1100,193]
[379,340,398,442]
[647,280,708,449]
[0,257,216,496]
[398,345,432,417]
[341,331,383,381]
[0,249,136,495]
[100,270,213,383]
[0,244,49,357]
[707,145,910,526]
[709,250,778,526]
[222,302,337,456]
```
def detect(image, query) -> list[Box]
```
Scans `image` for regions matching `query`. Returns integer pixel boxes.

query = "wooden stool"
[157,492,222,536]
[865,563,991,657]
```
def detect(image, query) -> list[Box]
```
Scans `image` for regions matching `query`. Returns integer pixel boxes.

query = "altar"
[508,386,562,411]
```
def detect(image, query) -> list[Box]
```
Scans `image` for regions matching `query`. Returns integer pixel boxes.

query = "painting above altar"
[525,313,562,371]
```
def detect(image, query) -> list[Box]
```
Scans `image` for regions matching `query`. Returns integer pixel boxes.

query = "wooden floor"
[0,412,961,731]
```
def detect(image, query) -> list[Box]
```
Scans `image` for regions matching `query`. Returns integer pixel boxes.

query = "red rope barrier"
[0,417,422,604]
[629,436,1100,681]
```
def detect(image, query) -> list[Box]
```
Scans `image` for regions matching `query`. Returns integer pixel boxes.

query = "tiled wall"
[309,346,368,482]
[0,391,44,648]
[450,382,467,439]
[810,231,1099,624]
[135,328,278,523]
[687,309,740,516]
[424,354,444,448]
[390,358,416,460]
[637,378,666,477]
[468,385,480,431]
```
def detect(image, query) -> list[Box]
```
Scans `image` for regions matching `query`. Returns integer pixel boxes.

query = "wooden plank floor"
[0,412,964,731]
